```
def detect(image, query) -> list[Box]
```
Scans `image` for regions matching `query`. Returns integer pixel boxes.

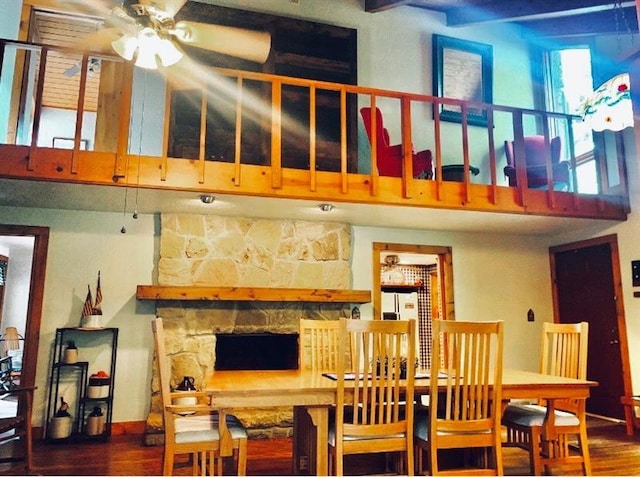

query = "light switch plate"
[633,260,640,287]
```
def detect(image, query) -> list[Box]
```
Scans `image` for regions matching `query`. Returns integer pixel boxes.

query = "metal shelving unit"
[44,327,118,442]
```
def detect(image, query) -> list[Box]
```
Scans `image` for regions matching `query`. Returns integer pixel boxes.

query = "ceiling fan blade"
[80,27,124,53]
[138,0,188,18]
[173,21,271,63]
[54,0,116,17]
[63,63,82,77]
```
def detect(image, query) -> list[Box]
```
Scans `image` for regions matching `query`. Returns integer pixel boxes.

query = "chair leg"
[429,439,439,475]
[406,443,415,476]
[530,426,543,476]
[236,439,248,476]
[494,432,503,476]
[578,423,592,475]
[163,447,175,475]
[24,422,33,472]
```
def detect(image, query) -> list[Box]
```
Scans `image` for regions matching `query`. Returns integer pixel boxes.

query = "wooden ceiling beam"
[440,0,636,26]
[364,0,413,13]
[516,6,639,37]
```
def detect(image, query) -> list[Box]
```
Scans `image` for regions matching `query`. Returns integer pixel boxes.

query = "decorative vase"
[63,341,78,364]
[49,416,72,439]
[81,314,102,328]
[86,407,105,436]
[173,376,197,406]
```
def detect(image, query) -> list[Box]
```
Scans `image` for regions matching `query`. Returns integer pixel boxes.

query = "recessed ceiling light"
[200,194,215,204]
[318,203,334,212]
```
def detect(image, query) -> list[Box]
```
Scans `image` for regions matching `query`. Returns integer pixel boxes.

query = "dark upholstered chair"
[504,135,570,189]
[360,107,433,179]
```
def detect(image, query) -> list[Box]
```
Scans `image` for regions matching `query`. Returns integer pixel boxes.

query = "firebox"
[215,333,299,370]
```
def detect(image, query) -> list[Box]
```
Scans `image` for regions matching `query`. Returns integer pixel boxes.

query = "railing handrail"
[0,39,629,222]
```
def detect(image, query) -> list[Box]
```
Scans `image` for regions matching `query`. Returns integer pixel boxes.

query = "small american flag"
[82,285,93,318]
[93,271,103,315]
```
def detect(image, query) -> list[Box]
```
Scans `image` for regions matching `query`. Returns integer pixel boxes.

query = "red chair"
[504,135,570,189]
[360,107,432,179]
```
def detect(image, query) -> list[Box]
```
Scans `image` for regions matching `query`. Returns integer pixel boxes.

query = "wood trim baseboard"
[33,420,147,441]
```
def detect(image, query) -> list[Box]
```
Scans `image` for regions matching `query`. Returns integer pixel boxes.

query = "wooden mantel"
[136,286,371,303]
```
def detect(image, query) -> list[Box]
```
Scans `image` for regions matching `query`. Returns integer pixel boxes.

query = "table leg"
[293,406,329,476]
[218,410,234,457]
[541,398,557,467]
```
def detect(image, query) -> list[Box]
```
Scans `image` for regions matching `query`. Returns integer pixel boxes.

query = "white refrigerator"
[381,290,419,321]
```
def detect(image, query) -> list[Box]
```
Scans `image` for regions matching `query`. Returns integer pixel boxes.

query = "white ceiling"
[0,178,621,237]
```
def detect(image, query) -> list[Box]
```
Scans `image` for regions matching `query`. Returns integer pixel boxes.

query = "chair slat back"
[3,327,21,352]
[299,319,343,372]
[151,318,173,410]
[337,318,415,435]
[430,320,504,436]
[538,321,588,410]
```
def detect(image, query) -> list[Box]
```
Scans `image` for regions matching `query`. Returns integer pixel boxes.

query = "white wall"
[0,206,158,425]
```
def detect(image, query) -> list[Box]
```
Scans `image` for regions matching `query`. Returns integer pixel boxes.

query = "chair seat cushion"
[502,404,580,427]
[175,413,248,444]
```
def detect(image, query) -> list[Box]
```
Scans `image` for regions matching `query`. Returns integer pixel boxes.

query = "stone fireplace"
[215,333,299,370]
[145,214,352,443]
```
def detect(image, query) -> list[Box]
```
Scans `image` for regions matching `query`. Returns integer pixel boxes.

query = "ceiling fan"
[82,0,271,69]
[63,57,101,77]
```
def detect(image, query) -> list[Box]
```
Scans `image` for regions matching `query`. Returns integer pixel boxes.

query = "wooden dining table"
[204,368,597,476]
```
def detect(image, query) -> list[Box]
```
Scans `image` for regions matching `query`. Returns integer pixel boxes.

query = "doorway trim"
[372,242,454,321]
[0,224,49,389]
[549,233,633,401]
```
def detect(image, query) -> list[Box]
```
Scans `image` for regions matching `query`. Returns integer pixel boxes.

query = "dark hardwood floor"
[0,417,638,475]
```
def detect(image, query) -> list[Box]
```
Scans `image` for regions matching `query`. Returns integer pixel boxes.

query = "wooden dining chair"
[414,319,504,476]
[298,318,343,372]
[1,327,23,382]
[502,321,590,475]
[152,318,248,476]
[0,385,34,472]
[328,318,416,476]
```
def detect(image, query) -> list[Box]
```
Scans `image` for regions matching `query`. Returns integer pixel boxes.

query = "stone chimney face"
[146,214,353,442]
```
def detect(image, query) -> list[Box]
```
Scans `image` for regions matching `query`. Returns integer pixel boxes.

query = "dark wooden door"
[553,241,625,419]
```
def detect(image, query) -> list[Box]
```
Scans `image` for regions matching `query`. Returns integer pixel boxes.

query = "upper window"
[538,43,598,193]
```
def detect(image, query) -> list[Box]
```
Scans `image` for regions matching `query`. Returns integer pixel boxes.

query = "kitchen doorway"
[550,234,631,419]
[0,224,49,389]
[372,242,453,368]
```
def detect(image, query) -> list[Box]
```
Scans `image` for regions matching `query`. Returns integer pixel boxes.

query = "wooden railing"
[0,39,629,221]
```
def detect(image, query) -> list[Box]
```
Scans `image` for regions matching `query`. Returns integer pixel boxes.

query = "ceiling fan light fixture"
[112,27,183,70]
[111,34,138,61]
[155,37,183,67]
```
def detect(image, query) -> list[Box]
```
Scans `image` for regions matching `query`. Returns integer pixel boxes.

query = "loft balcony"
[0,39,630,223]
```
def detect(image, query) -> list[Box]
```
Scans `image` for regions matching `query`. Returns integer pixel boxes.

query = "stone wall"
[146,214,353,442]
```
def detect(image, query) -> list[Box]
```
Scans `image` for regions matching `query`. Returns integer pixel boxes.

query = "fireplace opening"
[215,333,299,370]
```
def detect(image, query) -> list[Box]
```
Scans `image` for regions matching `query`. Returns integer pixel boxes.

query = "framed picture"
[432,34,493,127]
